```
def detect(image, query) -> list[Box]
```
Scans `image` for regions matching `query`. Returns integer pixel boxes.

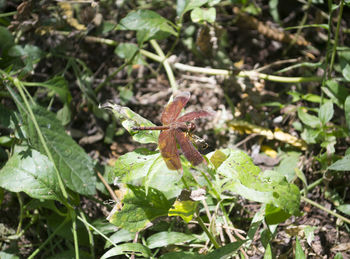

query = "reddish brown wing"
[174,129,206,166]
[158,129,182,170]
[176,110,214,123]
[161,92,191,125]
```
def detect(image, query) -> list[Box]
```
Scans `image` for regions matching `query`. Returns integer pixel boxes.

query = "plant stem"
[71,210,80,259]
[329,0,344,74]
[80,211,95,258]
[28,216,70,259]
[13,78,69,202]
[301,196,350,224]
[196,213,221,248]
[150,40,178,92]
[173,63,322,83]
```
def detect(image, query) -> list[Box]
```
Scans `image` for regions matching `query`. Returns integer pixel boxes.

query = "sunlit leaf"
[345,96,350,130]
[101,243,151,259]
[298,107,321,128]
[328,155,350,171]
[168,200,197,222]
[295,237,306,259]
[114,148,182,198]
[24,105,96,195]
[102,103,159,144]
[190,7,216,23]
[318,101,334,124]
[117,10,177,42]
[147,232,196,249]
[210,149,300,216]
[177,0,208,17]
[108,186,173,232]
[0,147,62,201]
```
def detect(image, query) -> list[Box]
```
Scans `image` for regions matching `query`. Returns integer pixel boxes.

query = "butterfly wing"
[161,92,190,125]
[176,110,214,123]
[174,129,206,166]
[158,129,182,170]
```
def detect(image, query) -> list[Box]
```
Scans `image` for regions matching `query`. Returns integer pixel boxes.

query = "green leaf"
[0,26,14,53]
[342,63,350,81]
[147,232,196,249]
[210,149,227,169]
[295,237,306,259]
[275,152,300,183]
[323,80,350,107]
[0,147,62,201]
[265,204,291,225]
[105,229,134,248]
[297,107,321,128]
[102,103,159,144]
[108,186,173,232]
[114,43,141,63]
[202,239,246,258]
[318,101,334,124]
[190,7,216,23]
[177,0,208,17]
[117,10,177,42]
[334,253,344,259]
[25,105,96,195]
[160,251,198,259]
[42,76,72,105]
[328,155,350,171]
[345,96,350,130]
[0,251,19,259]
[168,200,197,222]
[101,243,151,259]
[212,149,300,216]
[263,243,273,259]
[300,127,321,144]
[114,148,182,198]
[336,204,350,215]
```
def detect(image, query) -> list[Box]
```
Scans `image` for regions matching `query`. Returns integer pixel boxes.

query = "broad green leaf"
[269,0,279,23]
[264,204,291,225]
[105,229,135,248]
[0,26,14,52]
[114,43,142,64]
[336,204,350,215]
[108,186,173,232]
[102,103,159,144]
[0,147,62,201]
[295,237,306,259]
[114,148,182,198]
[263,243,273,259]
[212,149,300,216]
[342,63,350,81]
[345,96,350,130]
[101,243,151,259]
[0,251,19,259]
[334,253,344,259]
[25,105,96,195]
[318,101,334,124]
[168,200,197,222]
[328,155,350,171]
[300,127,321,144]
[117,10,177,42]
[147,231,196,249]
[177,0,208,17]
[297,107,321,128]
[190,7,216,23]
[275,152,300,183]
[202,239,246,258]
[323,80,350,108]
[210,149,227,169]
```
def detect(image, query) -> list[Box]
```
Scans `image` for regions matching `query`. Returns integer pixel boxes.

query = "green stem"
[173,63,322,83]
[196,212,220,248]
[150,40,178,92]
[16,193,24,235]
[300,178,324,195]
[28,216,70,259]
[13,78,69,202]
[301,196,350,225]
[77,216,119,248]
[79,211,95,258]
[329,0,344,74]
[71,210,80,259]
